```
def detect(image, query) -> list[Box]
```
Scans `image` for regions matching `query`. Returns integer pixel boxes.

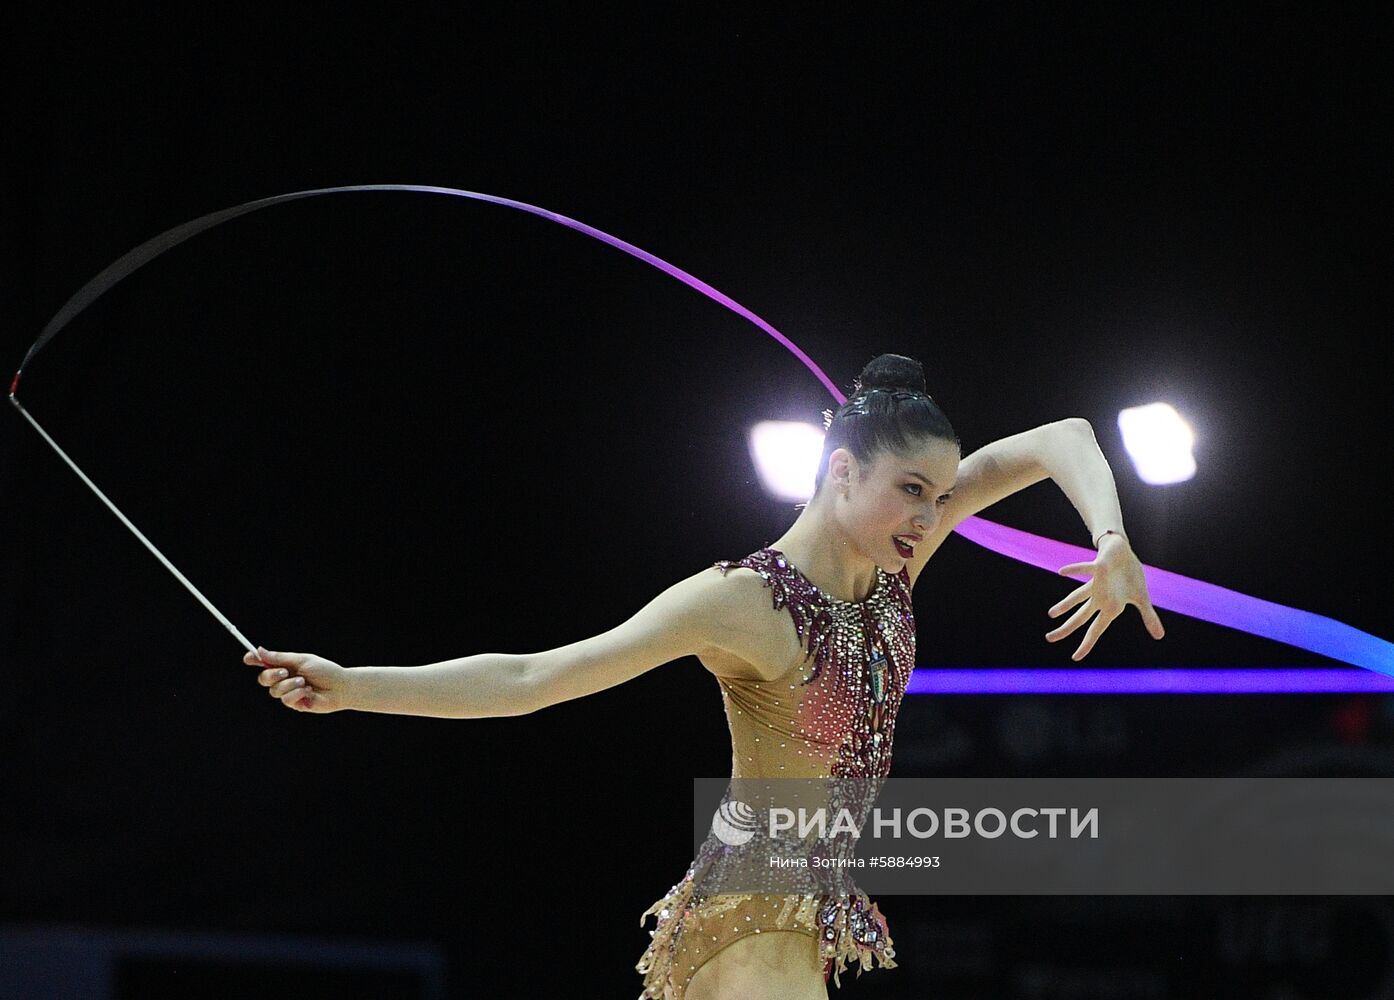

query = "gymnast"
[247,352,1164,999]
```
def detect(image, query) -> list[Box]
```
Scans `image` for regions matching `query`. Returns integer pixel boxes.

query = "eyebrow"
[905,471,955,491]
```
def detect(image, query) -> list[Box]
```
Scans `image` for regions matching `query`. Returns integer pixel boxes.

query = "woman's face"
[834,436,961,570]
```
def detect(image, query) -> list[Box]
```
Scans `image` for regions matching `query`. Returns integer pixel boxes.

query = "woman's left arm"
[1025,418,1165,660]
[918,417,1165,660]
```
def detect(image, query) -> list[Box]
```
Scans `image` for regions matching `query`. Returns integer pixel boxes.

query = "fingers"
[271,674,316,711]
[245,647,307,683]
[1048,581,1091,619]
[268,674,308,698]
[246,653,294,689]
[245,648,291,670]
[253,646,307,668]
[1139,601,1166,639]
[1057,561,1095,578]
[1046,602,1094,643]
[241,646,319,711]
[1047,595,1164,658]
[1071,608,1117,661]
[286,687,316,710]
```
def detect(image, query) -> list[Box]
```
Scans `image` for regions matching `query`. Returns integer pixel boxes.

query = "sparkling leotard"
[636,546,914,999]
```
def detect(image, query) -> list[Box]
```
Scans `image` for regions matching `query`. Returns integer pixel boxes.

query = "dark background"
[3,5,1390,998]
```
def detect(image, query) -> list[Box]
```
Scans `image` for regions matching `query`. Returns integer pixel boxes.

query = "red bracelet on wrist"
[1092,529,1127,548]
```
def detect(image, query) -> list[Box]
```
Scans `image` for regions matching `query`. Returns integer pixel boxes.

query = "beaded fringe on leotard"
[635,869,699,1000]
[636,872,898,999]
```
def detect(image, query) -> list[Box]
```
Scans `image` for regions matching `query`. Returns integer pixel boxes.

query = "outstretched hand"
[1046,534,1166,660]
[245,646,351,713]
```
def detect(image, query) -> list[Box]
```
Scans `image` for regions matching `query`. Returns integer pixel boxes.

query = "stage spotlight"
[748,420,823,502]
[1117,403,1196,485]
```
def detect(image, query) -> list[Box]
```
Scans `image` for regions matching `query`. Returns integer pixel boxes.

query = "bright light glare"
[1117,402,1196,485]
[748,420,824,501]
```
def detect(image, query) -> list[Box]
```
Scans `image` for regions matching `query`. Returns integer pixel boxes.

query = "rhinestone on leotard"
[635,546,912,998]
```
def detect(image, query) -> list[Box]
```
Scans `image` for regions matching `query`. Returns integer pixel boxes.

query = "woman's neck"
[768,497,880,603]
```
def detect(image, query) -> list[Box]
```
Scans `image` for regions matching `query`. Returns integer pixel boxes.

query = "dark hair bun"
[853,353,927,395]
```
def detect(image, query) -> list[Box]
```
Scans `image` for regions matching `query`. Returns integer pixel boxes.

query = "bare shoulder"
[692,563,805,682]
[520,562,772,709]
[650,563,767,647]
[698,562,779,626]
[626,562,773,652]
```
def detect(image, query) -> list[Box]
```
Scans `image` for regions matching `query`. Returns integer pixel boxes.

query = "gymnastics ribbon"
[10,184,1393,676]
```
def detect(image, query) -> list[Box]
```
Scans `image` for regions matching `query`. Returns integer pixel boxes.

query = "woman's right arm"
[250,566,747,719]
[517,566,743,712]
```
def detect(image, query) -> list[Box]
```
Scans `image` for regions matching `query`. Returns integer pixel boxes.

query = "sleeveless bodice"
[635,546,914,998]
[711,547,916,781]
